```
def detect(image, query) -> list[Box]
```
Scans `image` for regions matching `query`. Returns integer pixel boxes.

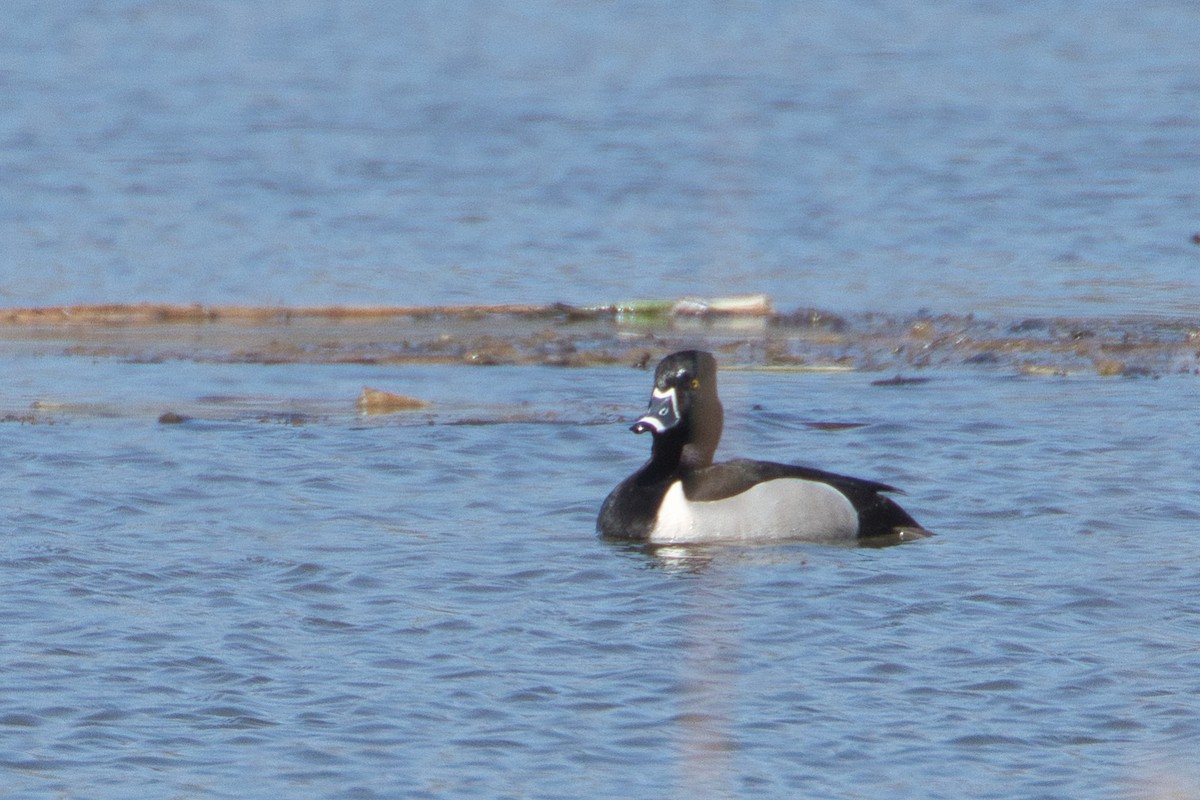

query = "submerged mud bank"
[5,300,1198,425]
[3,300,1199,378]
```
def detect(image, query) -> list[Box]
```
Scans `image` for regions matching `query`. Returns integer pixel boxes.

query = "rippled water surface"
[3,358,1200,798]
[3,2,1200,797]
[2,1,1198,315]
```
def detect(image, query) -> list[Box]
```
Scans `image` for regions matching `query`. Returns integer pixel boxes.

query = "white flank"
[648,479,859,544]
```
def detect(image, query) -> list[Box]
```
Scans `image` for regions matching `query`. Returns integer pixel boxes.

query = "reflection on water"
[676,572,741,800]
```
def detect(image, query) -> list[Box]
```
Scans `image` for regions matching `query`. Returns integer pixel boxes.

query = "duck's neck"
[686,391,723,468]
[648,427,711,477]
[645,392,723,478]
[649,431,684,474]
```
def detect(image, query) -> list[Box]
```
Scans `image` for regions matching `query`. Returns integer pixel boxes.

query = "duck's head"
[631,350,724,465]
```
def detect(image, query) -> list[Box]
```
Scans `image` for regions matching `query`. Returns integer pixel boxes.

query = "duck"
[597,350,928,544]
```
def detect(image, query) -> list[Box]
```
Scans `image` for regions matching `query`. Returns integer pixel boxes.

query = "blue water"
[4,3,1200,798]
[1,1,1198,314]
[4,360,1200,798]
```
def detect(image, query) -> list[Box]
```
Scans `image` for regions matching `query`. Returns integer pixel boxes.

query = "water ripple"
[2,354,1200,798]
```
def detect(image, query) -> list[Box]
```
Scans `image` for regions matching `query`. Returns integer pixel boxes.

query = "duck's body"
[597,351,927,544]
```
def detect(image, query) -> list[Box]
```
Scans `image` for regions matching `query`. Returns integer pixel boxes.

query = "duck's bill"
[630,387,679,434]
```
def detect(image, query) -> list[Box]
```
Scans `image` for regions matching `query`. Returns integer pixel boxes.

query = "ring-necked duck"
[597,350,929,544]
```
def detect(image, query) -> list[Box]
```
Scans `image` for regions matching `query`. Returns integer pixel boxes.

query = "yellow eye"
[690,378,700,390]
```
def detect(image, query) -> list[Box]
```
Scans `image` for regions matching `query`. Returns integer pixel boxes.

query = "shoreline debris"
[356,387,431,415]
[0,298,1196,377]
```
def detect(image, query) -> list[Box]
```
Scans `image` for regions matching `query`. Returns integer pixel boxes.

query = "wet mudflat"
[2,302,1198,426]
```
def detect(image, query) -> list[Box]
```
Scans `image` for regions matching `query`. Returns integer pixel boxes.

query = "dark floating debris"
[964,351,1001,365]
[804,421,869,431]
[871,376,933,387]
[158,411,189,424]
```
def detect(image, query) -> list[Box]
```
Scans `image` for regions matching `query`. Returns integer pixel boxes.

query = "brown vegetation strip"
[1,302,1199,376]
[0,302,567,325]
